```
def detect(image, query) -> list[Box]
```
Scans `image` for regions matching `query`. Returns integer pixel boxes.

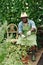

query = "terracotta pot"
[22,55,29,64]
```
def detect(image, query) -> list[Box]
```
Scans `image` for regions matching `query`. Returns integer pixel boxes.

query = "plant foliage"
[0,0,43,26]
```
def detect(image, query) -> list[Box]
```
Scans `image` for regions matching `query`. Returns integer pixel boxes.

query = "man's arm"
[18,22,22,35]
[18,22,25,37]
[27,20,37,36]
[30,28,36,32]
[30,20,37,32]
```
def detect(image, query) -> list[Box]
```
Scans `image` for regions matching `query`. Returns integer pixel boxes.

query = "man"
[18,12,36,36]
[18,12,37,61]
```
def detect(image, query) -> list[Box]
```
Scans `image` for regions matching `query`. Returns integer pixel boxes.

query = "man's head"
[21,12,28,23]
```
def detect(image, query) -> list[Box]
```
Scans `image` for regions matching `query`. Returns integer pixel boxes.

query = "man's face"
[21,17,27,23]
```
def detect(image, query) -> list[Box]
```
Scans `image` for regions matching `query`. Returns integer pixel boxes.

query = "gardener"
[17,12,37,61]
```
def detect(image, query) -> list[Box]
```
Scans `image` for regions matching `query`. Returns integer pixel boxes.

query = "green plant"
[0,0,43,26]
[0,21,7,43]
[0,22,31,65]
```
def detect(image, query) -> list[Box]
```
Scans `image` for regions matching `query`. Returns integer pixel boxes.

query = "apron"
[23,23,31,36]
[16,23,37,47]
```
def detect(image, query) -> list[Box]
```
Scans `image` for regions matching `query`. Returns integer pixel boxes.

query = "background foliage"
[0,0,43,26]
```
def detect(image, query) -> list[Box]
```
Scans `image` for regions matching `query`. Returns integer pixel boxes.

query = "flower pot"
[22,55,29,64]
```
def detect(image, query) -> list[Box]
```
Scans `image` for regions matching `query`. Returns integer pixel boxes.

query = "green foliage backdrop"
[0,0,43,26]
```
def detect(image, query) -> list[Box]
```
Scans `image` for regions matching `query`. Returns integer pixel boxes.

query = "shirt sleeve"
[30,20,36,29]
[18,22,22,33]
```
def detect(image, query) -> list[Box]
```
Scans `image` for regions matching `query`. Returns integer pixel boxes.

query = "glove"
[21,34,25,38]
[27,31,31,36]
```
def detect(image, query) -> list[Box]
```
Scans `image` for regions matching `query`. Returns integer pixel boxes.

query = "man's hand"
[27,31,31,36]
[21,34,25,38]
